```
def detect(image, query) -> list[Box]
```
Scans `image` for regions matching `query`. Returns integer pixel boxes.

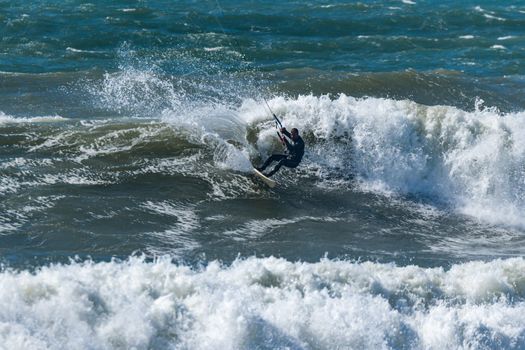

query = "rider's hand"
[280,127,287,133]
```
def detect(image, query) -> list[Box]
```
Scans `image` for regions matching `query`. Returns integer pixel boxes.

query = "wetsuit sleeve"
[284,138,293,152]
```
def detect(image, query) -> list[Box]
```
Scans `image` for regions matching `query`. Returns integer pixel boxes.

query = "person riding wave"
[257,127,304,177]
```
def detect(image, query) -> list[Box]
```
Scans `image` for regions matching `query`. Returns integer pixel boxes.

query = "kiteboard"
[253,168,277,188]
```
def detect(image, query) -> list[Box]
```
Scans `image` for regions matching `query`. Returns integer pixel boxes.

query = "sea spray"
[239,95,525,227]
[2,256,525,349]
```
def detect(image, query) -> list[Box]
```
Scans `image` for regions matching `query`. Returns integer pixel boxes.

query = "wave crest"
[2,256,525,349]
[240,95,525,227]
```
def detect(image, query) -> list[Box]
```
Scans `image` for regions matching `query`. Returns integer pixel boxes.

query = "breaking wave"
[3,73,525,228]
[2,256,525,349]
[235,95,525,228]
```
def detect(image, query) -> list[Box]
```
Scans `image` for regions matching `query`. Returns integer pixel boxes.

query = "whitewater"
[3,257,525,349]
[3,0,525,349]
[3,94,525,349]
[240,95,525,228]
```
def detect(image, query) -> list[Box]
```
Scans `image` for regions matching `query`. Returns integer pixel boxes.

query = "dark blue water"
[2,1,525,348]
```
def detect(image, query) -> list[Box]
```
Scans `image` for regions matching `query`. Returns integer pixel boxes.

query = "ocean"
[2,0,525,348]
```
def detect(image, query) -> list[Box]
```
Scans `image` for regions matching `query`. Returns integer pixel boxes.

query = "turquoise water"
[3,1,525,74]
[2,1,525,348]
[3,0,525,112]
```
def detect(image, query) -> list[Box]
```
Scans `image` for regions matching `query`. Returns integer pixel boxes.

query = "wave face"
[2,92,525,267]
[2,257,525,349]
[238,95,525,228]
[3,1,525,348]
[3,93,524,229]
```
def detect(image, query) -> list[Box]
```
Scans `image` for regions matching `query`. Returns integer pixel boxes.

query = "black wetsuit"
[259,129,305,177]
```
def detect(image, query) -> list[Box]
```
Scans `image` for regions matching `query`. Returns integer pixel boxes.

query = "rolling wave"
[238,95,525,227]
[2,91,525,227]
[2,256,525,349]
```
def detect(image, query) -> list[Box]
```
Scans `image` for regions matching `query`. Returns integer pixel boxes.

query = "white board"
[253,168,277,188]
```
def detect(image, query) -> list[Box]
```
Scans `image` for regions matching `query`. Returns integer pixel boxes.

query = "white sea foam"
[238,95,525,228]
[203,46,224,52]
[28,122,171,163]
[142,201,202,256]
[76,124,164,160]
[66,47,104,54]
[0,217,23,235]
[143,201,201,232]
[0,205,29,235]
[0,175,24,196]
[161,104,254,174]
[223,216,341,241]
[1,257,525,349]
[92,67,182,116]
[0,111,67,124]
[213,142,253,172]
[0,158,53,170]
[484,13,506,21]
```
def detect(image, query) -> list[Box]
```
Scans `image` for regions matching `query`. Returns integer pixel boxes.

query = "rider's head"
[291,128,299,141]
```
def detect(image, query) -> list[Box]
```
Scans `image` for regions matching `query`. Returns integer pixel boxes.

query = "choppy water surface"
[2,1,525,349]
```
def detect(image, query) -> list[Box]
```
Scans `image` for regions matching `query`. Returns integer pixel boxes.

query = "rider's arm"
[280,127,291,138]
[283,138,295,153]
